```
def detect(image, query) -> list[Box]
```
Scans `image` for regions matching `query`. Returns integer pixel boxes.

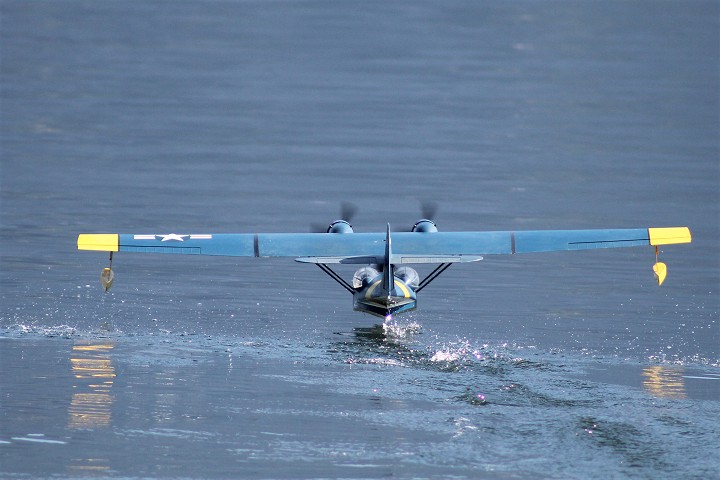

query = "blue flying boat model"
[78,216,691,319]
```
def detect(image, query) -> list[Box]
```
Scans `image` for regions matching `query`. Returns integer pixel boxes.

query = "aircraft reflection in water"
[67,342,116,476]
[642,365,687,399]
[68,343,116,429]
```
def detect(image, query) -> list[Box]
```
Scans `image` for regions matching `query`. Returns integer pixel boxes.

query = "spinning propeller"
[410,200,439,232]
[312,202,358,233]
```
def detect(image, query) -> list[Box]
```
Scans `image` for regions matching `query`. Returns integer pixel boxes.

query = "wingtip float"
[653,261,668,286]
[100,267,114,292]
[77,225,691,317]
[648,227,691,286]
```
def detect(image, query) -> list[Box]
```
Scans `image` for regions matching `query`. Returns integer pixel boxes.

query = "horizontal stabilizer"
[295,255,483,264]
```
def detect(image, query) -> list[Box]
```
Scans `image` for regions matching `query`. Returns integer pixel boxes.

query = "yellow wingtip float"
[78,235,118,291]
[648,227,691,286]
[653,262,668,286]
[100,267,115,292]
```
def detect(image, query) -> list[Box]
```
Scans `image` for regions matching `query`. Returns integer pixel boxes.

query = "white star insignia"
[158,234,188,242]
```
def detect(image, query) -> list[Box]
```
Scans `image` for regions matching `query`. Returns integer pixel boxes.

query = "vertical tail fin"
[383,223,394,291]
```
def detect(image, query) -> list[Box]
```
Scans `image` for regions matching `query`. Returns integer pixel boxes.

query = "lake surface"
[1,1,718,478]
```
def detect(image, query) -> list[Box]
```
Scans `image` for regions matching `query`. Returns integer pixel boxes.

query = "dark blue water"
[2,1,718,478]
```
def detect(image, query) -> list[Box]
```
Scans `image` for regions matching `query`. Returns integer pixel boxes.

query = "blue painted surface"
[119,229,652,259]
[514,228,649,253]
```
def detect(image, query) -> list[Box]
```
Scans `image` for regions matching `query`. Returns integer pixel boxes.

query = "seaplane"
[77,208,691,319]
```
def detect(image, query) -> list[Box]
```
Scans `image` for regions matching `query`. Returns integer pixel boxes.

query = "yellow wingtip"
[77,234,119,252]
[648,227,692,246]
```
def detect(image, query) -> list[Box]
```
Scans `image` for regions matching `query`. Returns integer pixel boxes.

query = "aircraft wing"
[77,227,691,263]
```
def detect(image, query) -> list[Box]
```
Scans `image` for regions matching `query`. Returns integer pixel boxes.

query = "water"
[1,1,718,478]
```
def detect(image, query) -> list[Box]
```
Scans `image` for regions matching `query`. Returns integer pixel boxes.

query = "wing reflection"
[642,365,686,399]
[68,343,116,429]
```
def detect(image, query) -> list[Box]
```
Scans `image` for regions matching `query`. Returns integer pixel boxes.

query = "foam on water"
[10,435,68,445]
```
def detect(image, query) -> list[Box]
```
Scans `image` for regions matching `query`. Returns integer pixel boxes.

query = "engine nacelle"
[412,219,438,233]
[353,266,379,289]
[395,266,419,290]
[327,220,354,233]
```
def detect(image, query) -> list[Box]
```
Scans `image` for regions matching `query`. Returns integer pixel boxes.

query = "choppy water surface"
[1,1,718,478]
[2,325,719,479]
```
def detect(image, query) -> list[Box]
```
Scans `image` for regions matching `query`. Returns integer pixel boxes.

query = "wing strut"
[415,263,452,293]
[315,263,354,294]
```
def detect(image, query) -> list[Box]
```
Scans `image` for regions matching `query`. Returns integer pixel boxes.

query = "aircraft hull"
[352,275,417,318]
